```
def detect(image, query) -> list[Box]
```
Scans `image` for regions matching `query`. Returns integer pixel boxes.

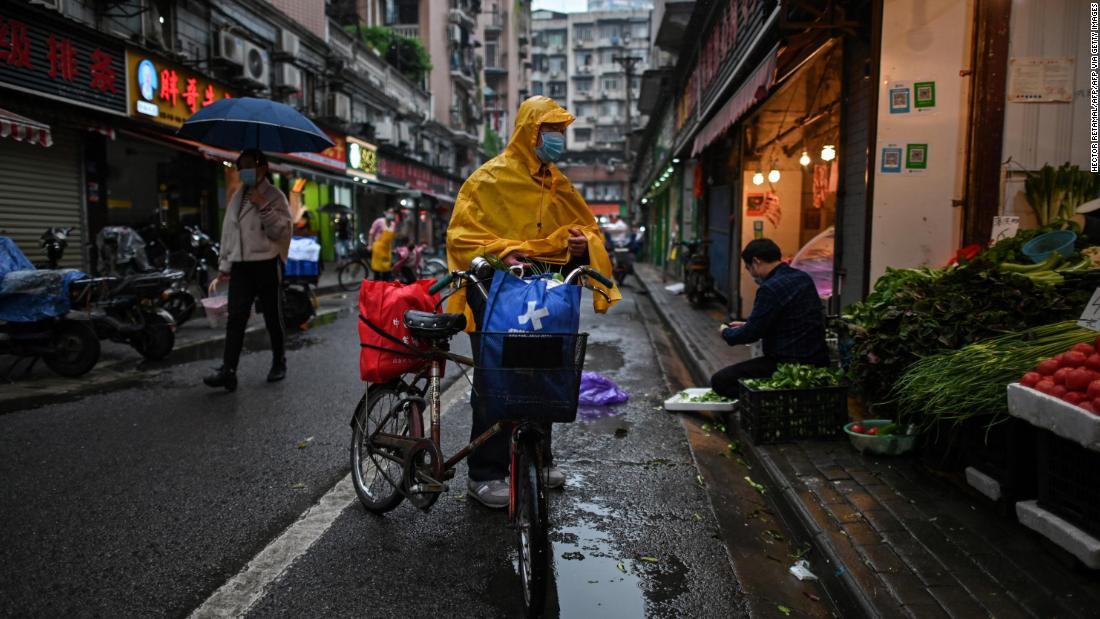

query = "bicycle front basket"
[470,332,588,423]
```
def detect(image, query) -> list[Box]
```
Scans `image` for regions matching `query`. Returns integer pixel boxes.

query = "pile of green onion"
[892,321,1096,424]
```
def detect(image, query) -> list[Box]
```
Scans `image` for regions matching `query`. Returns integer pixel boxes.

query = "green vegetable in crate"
[743,363,843,391]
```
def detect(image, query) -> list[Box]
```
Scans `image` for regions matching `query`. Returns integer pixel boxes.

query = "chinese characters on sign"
[0,7,127,114]
[126,51,233,127]
[346,136,379,179]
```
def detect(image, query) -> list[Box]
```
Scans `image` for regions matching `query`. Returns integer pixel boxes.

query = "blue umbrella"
[177,97,334,153]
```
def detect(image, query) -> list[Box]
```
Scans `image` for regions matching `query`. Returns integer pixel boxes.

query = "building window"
[574,128,592,142]
[486,42,498,68]
[545,30,566,48]
[598,23,621,40]
[532,81,544,96]
[599,100,621,116]
[632,23,648,40]
[575,77,594,93]
[548,82,566,98]
[596,126,622,142]
[533,54,548,72]
[599,49,617,64]
[576,53,593,71]
[549,56,565,74]
[602,76,620,92]
[574,24,593,42]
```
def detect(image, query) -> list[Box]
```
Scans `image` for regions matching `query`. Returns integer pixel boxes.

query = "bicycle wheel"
[514,433,550,614]
[419,258,448,280]
[350,386,424,513]
[338,260,369,291]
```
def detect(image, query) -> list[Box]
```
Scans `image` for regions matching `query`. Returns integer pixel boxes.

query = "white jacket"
[219,180,292,273]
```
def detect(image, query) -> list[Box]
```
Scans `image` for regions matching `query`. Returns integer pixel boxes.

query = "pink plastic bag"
[578,371,629,406]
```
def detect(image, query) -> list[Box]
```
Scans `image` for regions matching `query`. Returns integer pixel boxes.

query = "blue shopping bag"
[474,271,585,422]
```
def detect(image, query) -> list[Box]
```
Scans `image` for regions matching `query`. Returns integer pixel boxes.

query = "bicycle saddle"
[404,310,466,340]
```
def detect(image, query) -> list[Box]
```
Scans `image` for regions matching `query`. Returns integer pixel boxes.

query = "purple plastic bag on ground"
[578,371,629,406]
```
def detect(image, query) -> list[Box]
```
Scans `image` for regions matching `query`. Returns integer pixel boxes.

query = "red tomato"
[1093,396,1100,410]
[850,424,865,434]
[1064,392,1087,404]
[867,427,879,436]
[1074,343,1097,356]
[1064,351,1088,368]
[1088,380,1100,399]
[1087,354,1100,372]
[1020,372,1042,387]
[1036,359,1060,376]
[1094,335,1100,350]
[1057,353,1069,364]
[1051,385,1069,398]
[1054,367,1073,385]
[1035,379,1056,394]
[1081,402,1097,414]
[1067,368,1094,391]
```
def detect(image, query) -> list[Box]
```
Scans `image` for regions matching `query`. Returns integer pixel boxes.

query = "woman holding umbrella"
[204,149,292,391]
[178,97,334,392]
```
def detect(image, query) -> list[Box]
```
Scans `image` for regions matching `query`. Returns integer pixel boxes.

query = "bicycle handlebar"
[578,267,614,288]
[428,272,454,295]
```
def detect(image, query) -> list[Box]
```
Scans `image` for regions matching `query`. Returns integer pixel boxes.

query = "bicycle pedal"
[442,468,456,481]
[412,482,446,494]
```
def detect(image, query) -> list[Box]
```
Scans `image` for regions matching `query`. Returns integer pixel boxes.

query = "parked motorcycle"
[610,238,635,285]
[92,227,181,361]
[39,227,74,269]
[156,225,218,326]
[679,239,716,307]
[0,237,104,378]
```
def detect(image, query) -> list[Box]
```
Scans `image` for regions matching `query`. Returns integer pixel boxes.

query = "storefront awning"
[0,107,52,148]
[589,203,622,216]
[691,49,778,157]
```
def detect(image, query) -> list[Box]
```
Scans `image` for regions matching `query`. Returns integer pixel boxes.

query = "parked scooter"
[610,238,635,285]
[0,237,104,378]
[39,227,74,269]
[679,239,716,307]
[92,227,181,361]
[156,225,218,326]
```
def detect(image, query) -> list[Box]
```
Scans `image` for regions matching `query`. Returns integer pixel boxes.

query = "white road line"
[189,380,472,618]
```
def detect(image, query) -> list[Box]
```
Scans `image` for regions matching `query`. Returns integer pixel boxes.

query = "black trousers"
[465,284,553,481]
[710,352,830,400]
[224,258,285,370]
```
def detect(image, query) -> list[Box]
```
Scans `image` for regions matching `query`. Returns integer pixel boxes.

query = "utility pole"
[612,48,641,221]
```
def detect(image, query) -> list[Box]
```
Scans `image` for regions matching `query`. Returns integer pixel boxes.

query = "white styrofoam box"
[663,388,737,412]
[1007,383,1100,452]
[965,466,1003,502]
[1017,500,1100,569]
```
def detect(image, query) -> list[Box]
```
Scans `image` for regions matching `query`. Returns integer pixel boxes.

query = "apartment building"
[478,0,533,153]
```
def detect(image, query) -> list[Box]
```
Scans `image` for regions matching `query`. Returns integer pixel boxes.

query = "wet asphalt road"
[0,291,743,617]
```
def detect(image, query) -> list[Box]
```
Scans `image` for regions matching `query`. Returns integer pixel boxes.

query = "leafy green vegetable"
[743,364,843,391]
[687,390,732,403]
[893,321,1096,426]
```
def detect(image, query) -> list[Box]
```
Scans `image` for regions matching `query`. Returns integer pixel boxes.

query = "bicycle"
[349,257,613,615]
[337,234,373,291]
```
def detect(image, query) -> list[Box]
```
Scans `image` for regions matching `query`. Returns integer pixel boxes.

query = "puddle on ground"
[552,522,645,617]
[583,341,625,370]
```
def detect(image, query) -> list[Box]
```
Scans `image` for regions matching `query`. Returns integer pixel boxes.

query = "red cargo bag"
[358,279,441,383]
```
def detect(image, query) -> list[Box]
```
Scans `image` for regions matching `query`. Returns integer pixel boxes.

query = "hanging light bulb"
[821,144,837,162]
[799,150,811,167]
[768,168,781,183]
[752,171,764,186]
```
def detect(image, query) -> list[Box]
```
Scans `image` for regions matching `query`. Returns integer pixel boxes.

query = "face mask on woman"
[239,168,257,187]
[535,131,566,163]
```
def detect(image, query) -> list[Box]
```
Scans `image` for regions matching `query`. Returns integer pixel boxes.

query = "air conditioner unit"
[28,0,62,11]
[551,70,560,78]
[278,30,300,59]
[329,92,352,123]
[374,120,394,142]
[217,30,245,67]
[240,41,271,87]
[276,62,302,91]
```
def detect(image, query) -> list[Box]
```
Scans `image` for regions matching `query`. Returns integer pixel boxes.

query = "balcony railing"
[392,24,419,39]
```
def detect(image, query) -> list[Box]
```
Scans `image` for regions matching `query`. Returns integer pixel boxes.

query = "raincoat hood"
[446,96,621,326]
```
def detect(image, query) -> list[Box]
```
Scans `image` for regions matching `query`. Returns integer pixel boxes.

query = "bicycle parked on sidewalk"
[337,234,373,291]
[349,257,613,615]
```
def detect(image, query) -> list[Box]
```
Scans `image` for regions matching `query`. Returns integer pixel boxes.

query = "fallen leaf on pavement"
[778,605,792,616]
[290,482,306,489]
[297,436,314,449]
[745,476,766,495]
[617,562,626,573]
[639,556,659,563]
[692,512,703,521]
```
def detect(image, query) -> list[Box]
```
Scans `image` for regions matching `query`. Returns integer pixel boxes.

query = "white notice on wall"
[1079,288,1100,331]
[1008,57,1074,103]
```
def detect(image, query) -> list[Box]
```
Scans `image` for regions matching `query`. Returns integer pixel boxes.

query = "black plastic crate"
[965,417,1037,504]
[1037,431,1100,538]
[737,380,848,444]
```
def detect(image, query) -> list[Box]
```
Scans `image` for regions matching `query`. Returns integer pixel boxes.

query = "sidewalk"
[0,286,357,413]
[636,262,1100,618]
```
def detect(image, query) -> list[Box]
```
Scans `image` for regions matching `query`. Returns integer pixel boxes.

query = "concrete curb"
[0,300,355,414]
[636,269,877,619]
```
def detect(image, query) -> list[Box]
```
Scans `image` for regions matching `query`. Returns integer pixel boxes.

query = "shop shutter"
[0,128,84,269]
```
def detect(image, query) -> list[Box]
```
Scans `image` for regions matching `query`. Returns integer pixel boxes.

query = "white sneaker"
[467,478,509,509]
[545,466,565,489]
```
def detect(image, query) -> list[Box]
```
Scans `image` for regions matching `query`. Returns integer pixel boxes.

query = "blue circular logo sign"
[137,59,158,102]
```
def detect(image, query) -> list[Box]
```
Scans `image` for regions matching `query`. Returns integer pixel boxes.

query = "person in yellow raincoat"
[446,95,621,509]
[369,210,396,281]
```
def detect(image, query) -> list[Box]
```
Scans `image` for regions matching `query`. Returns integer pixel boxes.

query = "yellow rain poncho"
[446,96,621,327]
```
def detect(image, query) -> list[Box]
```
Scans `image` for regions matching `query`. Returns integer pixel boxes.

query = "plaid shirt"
[722,263,827,362]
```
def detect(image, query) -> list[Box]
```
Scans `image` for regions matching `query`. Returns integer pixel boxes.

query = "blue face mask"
[535,131,566,163]
[239,168,257,187]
